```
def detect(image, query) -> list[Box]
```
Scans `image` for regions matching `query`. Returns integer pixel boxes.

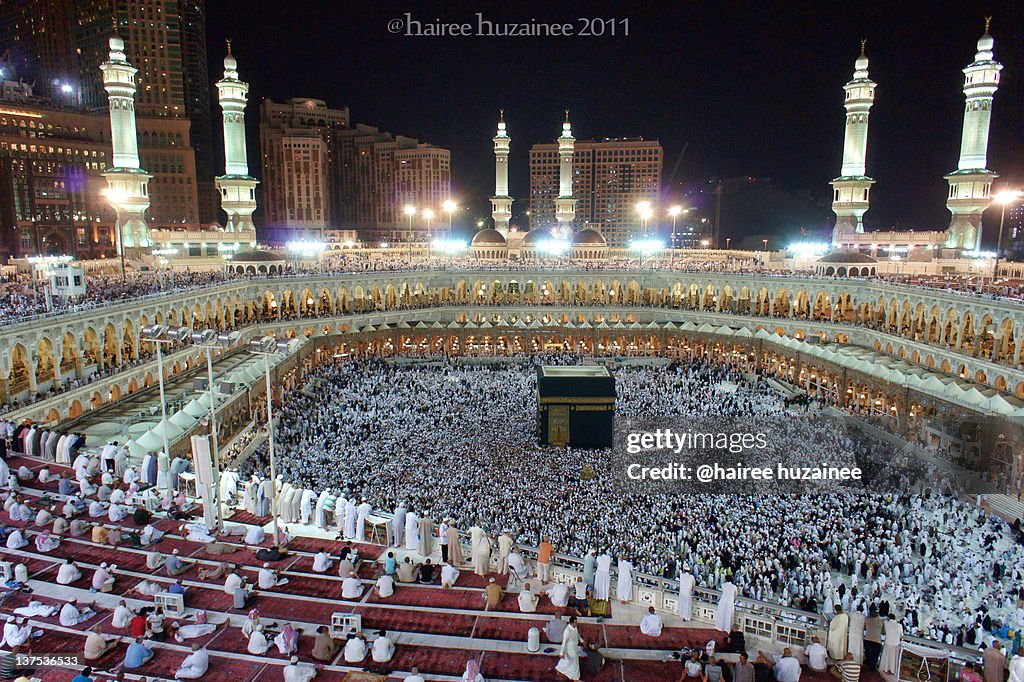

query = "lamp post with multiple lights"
[190,329,241,530]
[993,189,1023,281]
[443,200,456,239]
[141,325,191,490]
[403,204,416,260]
[248,335,301,550]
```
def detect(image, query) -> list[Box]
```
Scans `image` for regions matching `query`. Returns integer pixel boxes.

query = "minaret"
[830,40,876,245]
[490,109,513,236]
[215,40,258,236]
[100,32,152,249]
[554,110,577,233]
[945,18,1003,251]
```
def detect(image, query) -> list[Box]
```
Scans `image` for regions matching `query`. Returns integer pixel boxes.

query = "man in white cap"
[258,562,288,589]
[247,624,271,655]
[165,549,192,577]
[2,616,34,647]
[341,571,363,599]
[91,562,116,593]
[678,565,695,621]
[283,655,317,682]
[355,497,372,542]
[59,598,96,627]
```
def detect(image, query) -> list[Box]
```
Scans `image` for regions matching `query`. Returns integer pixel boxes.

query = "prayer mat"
[343,673,386,682]
[588,596,610,616]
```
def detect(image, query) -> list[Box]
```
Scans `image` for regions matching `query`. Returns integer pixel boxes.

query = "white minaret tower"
[945,18,1003,251]
[101,32,152,249]
[830,40,876,245]
[490,109,513,236]
[215,40,258,237]
[554,110,577,233]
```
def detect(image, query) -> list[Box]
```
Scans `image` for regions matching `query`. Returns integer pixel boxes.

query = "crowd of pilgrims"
[237,355,1024,648]
[0,254,1019,327]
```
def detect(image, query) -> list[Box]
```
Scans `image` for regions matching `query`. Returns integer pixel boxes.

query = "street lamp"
[141,325,191,491]
[726,238,731,250]
[762,238,769,251]
[190,329,241,530]
[993,189,1022,281]
[635,201,653,238]
[403,204,417,261]
[442,200,456,239]
[668,205,683,263]
[248,335,302,550]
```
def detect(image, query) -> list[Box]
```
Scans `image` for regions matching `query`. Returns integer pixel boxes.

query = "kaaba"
[536,366,616,448]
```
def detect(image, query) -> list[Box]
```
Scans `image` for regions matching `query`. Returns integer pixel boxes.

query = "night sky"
[207,0,1023,240]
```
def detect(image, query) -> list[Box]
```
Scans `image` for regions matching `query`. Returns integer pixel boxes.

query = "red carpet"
[480,650,563,680]
[227,510,272,525]
[621,658,690,681]
[385,644,481,677]
[369,585,482,610]
[354,606,476,637]
[602,624,725,650]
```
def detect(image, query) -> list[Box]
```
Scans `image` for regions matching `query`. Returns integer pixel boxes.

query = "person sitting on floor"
[343,632,368,663]
[165,549,193,577]
[417,559,437,584]
[174,643,209,680]
[257,563,289,589]
[640,606,664,637]
[123,637,155,670]
[341,571,363,599]
[484,577,504,611]
[519,582,541,613]
[441,562,461,589]
[371,629,395,663]
[375,570,395,599]
[247,624,272,655]
[312,548,333,573]
[83,625,118,661]
[396,556,417,583]
[312,625,342,662]
[60,598,96,627]
[283,655,318,682]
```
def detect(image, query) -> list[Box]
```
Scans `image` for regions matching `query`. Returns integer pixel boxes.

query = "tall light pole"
[191,329,240,530]
[668,205,685,263]
[993,189,1022,282]
[636,201,653,239]
[423,208,435,243]
[442,200,456,239]
[248,335,300,550]
[141,325,190,490]
[403,204,417,261]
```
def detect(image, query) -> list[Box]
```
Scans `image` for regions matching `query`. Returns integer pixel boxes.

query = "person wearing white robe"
[371,631,395,663]
[313,489,329,527]
[715,580,737,632]
[284,656,317,682]
[375,573,395,598]
[356,498,371,542]
[639,607,663,637]
[300,489,315,525]
[313,551,333,573]
[828,606,850,660]
[549,582,570,608]
[343,497,358,539]
[518,583,540,613]
[594,552,612,601]
[343,634,367,663]
[247,625,271,655]
[342,573,363,599]
[112,601,134,630]
[2,618,31,647]
[405,510,419,551]
[59,600,95,627]
[678,567,695,621]
[245,525,266,546]
[5,529,28,549]
[1008,653,1024,682]
[848,609,865,663]
[616,558,633,603]
[392,501,407,547]
[441,563,460,588]
[473,534,492,576]
[880,615,903,674]
[175,644,209,679]
[56,560,82,585]
[555,618,582,680]
[258,563,288,588]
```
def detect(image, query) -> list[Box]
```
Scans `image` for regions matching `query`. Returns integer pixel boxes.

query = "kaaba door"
[548,405,570,445]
